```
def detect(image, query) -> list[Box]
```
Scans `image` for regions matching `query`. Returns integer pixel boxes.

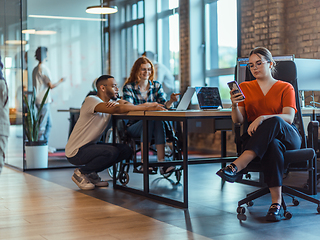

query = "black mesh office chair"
[235,61,320,220]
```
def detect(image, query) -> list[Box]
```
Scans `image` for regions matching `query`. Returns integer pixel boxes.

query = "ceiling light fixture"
[5,40,27,45]
[86,2,118,14]
[29,14,106,22]
[34,30,57,35]
[22,29,36,34]
[22,29,57,35]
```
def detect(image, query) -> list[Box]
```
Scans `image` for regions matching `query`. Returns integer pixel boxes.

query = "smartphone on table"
[227,81,245,100]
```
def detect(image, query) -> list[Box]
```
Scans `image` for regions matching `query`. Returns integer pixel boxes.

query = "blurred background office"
[1,0,320,170]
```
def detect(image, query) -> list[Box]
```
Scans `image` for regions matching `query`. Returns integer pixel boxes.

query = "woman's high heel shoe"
[216,163,244,183]
[266,203,282,222]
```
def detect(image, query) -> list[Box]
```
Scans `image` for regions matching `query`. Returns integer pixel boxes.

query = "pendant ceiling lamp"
[86,1,118,14]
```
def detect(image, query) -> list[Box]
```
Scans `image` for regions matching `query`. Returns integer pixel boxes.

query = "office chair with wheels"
[115,119,183,183]
[234,61,320,220]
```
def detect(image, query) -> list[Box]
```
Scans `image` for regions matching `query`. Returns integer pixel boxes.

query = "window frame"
[203,0,239,80]
[156,0,179,91]
[103,0,145,80]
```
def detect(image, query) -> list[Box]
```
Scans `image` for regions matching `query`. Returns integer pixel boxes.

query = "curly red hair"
[124,57,154,85]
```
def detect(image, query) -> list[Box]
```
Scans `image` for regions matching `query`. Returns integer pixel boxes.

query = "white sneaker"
[71,168,95,190]
[86,172,109,187]
[48,146,56,153]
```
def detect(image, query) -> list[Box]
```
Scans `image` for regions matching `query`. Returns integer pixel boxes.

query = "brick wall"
[241,0,320,58]
[241,0,320,106]
[285,0,320,59]
[241,0,285,56]
[179,0,190,93]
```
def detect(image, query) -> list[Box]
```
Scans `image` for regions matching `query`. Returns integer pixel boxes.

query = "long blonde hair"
[124,57,154,85]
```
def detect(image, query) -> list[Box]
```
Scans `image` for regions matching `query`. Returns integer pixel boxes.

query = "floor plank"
[0,167,211,240]
[24,162,320,240]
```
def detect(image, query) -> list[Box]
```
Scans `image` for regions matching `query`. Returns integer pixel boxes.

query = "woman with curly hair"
[123,57,179,174]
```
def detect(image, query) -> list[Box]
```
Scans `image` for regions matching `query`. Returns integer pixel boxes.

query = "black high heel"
[266,203,282,222]
[216,163,244,183]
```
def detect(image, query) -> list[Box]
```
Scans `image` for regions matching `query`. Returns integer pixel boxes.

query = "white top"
[65,95,113,158]
[0,80,9,137]
[155,62,174,96]
[32,64,52,104]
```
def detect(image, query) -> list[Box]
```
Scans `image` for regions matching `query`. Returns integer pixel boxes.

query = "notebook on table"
[195,87,223,110]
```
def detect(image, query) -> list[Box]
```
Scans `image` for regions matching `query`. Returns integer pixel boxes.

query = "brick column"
[241,0,285,57]
[179,0,190,93]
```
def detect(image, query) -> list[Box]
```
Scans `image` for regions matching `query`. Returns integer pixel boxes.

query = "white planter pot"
[25,144,48,169]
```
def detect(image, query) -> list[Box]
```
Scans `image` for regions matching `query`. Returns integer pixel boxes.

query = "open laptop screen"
[195,87,223,110]
[176,87,195,110]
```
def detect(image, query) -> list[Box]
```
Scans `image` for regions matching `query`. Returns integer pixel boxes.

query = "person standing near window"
[32,47,65,153]
[0,53,9,174]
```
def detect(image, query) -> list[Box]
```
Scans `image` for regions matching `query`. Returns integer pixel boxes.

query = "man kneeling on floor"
[65,75,166,190]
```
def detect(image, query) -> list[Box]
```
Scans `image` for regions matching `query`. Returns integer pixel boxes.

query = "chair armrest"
[307,121,319,151]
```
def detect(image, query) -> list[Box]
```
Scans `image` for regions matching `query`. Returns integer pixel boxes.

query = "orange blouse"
[238,80,297,122]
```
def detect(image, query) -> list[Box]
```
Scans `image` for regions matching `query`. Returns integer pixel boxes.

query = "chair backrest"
[244,60,307,148]
[68,108,80,137]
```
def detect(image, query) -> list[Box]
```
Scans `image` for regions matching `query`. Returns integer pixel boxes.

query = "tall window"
[204,0,237,101]
[118,1,145,81]
[157,0,179,92]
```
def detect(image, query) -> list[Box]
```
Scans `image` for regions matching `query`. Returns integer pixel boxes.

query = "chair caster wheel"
[237,206,245,214]
[284,211,292,219]
[292,198,299,206]
[317,206,320,213]
[119,171,129,185]
[247,201,254,207]
[237,214,247,221]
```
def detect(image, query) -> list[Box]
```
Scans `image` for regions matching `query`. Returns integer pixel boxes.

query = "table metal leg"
[112,117,117,187]
[112,115,233,209]
[182,119,188,208]
[143,119,149,194]
[221,130,227,168]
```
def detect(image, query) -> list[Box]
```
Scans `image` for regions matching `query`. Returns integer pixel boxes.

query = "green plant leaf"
[23,87,50,142]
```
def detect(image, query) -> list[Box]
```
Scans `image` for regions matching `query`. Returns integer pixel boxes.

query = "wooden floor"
[0,167,209,240]
[1,163,320,240]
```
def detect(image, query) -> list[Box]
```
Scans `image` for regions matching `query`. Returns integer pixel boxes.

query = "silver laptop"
[195,87,223,110]
[174,87,195,111]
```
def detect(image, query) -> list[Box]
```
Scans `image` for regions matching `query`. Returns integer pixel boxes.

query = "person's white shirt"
[65,96,118,158]
[154,62,174,98]
[32,64,52,104]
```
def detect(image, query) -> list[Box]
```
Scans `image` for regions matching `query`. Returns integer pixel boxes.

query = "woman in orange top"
[216,47,302,222]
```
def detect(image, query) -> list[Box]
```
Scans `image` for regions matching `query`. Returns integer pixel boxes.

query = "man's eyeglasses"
[247,60,269,69]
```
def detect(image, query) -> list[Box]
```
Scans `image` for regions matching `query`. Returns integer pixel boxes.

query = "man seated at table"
[65,75,166,190]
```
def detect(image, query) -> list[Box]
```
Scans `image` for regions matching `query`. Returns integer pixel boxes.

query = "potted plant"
[23,87,50,169]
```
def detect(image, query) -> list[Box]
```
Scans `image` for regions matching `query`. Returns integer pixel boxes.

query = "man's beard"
[111,93,118,101]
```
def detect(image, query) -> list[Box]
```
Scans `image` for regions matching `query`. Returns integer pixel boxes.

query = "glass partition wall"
[1,0,103,170]
[0,0,25,170]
